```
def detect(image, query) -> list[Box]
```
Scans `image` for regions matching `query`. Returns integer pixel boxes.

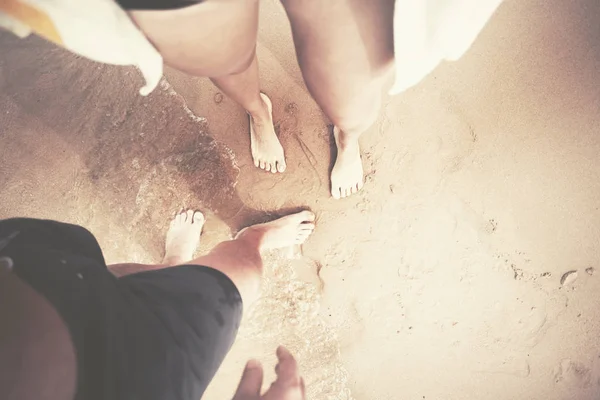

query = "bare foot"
[236,210,316,251]
[249,93,286,173]
[162,210,205,265]
[331,126,364,199]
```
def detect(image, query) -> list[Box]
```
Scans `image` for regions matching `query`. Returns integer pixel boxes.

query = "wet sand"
[2,0,600,399]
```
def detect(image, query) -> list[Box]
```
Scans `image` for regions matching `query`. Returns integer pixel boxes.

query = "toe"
[193,211,204,224]
[296,231,312,238]
[186,210,194,222]
[254,158,259,168]
[277,161,286,173]
[332,186,341,199]
[259,160,266,170]
[265,162,271,172]
[351,185,357,194]
[297,210,316,222]
[358,179,365,190]
[296,232,312,242]
[300,223,315,231]
[295,237,307,244]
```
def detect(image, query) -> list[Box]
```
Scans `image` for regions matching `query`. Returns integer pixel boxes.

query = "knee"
[300,61,387,135]
[328,88,383,135]
[212,47,255,77]
[172,44,255,78]
[207,239,263,274]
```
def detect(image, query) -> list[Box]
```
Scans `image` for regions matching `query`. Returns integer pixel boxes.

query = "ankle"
[247,96,270,122]
[336,136,360,155]
[161,255,185,267]
[235,226,266,252]
[334,128,360,152]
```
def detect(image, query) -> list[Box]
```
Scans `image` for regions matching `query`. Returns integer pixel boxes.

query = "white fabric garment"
[0,0,163,95]
[390,0,504,95]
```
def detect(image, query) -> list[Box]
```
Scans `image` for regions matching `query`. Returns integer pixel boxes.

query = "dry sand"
[2,0,600,399]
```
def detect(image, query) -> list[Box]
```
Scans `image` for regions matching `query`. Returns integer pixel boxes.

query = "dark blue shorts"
[0,218,242,400]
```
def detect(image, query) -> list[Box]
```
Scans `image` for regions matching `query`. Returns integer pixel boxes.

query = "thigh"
[282,0,395,123]
[127,0,260,77]
[120,265,243,398]
[283,0,394,74]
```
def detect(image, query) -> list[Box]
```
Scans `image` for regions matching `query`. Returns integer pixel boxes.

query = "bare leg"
[281,0,395,198]
[108,209,204,277]
[211,57,286,173]
[128,0,285,172]
[109,210,315,306]
[0,270,76,400]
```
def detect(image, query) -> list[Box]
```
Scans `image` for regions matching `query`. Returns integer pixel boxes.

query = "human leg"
[110,209,316,306]
[0,212,315,399]
[0,218,146,400]
[0,255,76,400]
[108,209,205,277]
[111,209,313,397]
[281,0,395,198]
[210,58,287,173]
[127,0,285,172]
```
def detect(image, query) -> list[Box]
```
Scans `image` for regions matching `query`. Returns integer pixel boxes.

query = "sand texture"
[1,0,600,399]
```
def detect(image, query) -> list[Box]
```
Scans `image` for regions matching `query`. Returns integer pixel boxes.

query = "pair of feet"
[249,93,364,199]
[163,209,316,266]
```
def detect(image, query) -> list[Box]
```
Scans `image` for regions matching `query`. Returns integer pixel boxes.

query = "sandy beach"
[1,0,600,398]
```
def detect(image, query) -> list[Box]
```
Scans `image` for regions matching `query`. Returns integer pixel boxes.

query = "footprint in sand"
[553,359,592,387]
[476,356,531,377]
